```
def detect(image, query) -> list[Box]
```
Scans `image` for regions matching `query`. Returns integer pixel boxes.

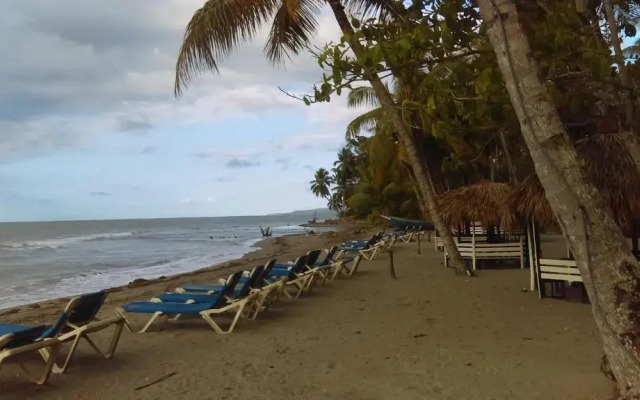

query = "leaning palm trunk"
[497,128,517,183]
[326,0,468,274]
[404,163,429,218]
[478,0,640,396]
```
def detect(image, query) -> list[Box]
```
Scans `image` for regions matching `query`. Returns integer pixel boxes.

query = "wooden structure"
[444,239,525,271]
[510,134,640,297]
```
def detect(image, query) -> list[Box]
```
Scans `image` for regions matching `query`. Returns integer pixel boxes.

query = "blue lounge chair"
[157,268,253,304]
[272,249,321,271]
[0,297,81,384]
[51,290,125,373]
[117,272,256,334]
[176,260,274,295]
[175,260,281,320]
[337,233,395,261]
[267,255,318,299]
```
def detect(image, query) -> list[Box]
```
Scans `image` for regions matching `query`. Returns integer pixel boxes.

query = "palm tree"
[478,0,640,393]
[327,193,344,214]
[173,0,468,273]
[309,168,332,199]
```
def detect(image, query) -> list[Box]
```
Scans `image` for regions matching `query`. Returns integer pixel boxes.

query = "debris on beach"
[128,278,149,288]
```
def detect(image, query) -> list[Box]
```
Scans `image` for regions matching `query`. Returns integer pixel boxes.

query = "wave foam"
[0,231,136,251]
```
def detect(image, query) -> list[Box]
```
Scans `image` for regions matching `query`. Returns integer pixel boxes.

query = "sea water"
[0,210,335,309]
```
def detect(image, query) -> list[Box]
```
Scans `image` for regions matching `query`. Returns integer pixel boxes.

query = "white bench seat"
[444,240,524,270]
[538,258,581,283]
[536,258,583,299]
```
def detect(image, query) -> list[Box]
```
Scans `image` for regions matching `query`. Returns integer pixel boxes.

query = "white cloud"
[0,1,344,162]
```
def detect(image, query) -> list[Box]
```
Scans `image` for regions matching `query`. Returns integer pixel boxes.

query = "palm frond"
[175,0,280,95]
[347,86,380,108]
[265,0,323,64]
[345,107,384,139]
[343,0,396,19]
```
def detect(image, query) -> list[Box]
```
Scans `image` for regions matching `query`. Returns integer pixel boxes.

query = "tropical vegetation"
[174,0,640,396]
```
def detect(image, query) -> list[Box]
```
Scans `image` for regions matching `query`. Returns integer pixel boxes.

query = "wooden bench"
[537,258,582,299]
[444,240,524,270]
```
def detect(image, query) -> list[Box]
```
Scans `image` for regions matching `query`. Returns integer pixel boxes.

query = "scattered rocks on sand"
[0,308,19,316]
[128,278,149,288]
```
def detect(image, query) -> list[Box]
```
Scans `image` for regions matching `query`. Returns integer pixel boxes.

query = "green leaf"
[427,96,436,111]
[351,18,361,29]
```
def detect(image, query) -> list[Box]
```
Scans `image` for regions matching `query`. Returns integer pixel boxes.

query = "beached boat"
[387,216,433,230]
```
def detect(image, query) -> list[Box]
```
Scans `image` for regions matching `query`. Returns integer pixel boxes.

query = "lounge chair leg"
[200,313,224,334]
[51,334,82,373]
[201,300,247,334]
[17,343,60,384]
[134,312,167,333]
[82,319,125,360]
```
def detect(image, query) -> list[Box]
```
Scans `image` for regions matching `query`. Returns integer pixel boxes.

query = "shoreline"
[0,225,367,325]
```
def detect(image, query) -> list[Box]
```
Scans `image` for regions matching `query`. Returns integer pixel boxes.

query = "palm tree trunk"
[404,163,429,218]
[478,0,640,395]
[497,128,518,183]
[325,0,468,274]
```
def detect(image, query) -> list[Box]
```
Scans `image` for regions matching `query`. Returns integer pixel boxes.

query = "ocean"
[0,209,336,310]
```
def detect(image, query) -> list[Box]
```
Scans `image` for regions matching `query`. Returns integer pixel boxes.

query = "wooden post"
[388,250,397,279]
[527,220,535,291]
[417,234,421,255]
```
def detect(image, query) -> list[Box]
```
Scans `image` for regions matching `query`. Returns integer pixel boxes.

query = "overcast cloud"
[0,0,366,221]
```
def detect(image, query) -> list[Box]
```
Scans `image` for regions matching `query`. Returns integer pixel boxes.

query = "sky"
[0,0,364,222]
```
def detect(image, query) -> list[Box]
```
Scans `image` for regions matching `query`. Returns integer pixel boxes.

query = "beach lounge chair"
[45,290,125,374]
[117,271,256,334]
[328,255,363,279]
[280,249,325,291]
[0,297,81,384]
[307,246,338,285]
[159,267,263,308]
[176,263,266,296]
[268,255,314,299]
[176,260,283,320]
[0,325,61,385]
[338,235,395,261]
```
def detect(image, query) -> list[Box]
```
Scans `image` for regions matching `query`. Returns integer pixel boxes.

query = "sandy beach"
[0,228,613,400]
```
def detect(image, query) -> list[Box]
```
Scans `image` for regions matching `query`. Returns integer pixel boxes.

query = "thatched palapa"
[510,134,640,232]
[438,180,513,228]
[575,134,640,231]
[509,175,556,229]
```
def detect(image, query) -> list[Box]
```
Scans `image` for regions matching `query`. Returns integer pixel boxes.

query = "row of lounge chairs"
[117,248,362,334]
[1,233,410,386]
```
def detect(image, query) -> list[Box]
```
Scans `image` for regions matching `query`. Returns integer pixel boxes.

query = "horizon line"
[0,208,332,224]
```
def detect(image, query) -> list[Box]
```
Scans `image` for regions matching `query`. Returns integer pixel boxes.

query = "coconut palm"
[174,0,469,273]
[309,168,332,199]
[173,0,395,95]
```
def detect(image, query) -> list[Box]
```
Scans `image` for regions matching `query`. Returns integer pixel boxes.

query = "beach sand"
[0,229,613,399]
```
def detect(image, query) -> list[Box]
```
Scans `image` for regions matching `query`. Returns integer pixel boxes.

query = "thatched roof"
[508,174,556,228]
[575,133,640,230]
[509,133,640,230]
[438,180,513,228]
